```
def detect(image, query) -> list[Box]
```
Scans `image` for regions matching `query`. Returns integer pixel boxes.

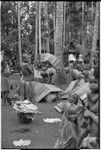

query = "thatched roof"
[40,53,63,70]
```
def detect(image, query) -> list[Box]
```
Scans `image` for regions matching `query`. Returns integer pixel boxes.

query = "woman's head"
[3,61,8,67]
[94,64,99,80]
[69,94,78,105]
[42,61,51,70]
[68,54,76,68]
[22,54,31,63]
[4,61,8,65]
[68,61,74,68]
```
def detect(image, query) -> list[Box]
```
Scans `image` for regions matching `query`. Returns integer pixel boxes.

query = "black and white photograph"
[1,1,100,149]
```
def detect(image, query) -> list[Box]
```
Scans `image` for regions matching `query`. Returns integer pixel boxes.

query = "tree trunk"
[91,2,99,67]
[44,2,49,53]
[91,2,93,21]
[44,39,46,53]
[35,2,38,62]
[53,2,56,54]
[63,2,66,46]
[53,2,67,85]
[85,2,87,54]
[54,2,64,63]
[0,2,1,50]
[65,2,69,46]
[6,27,9,36]
[47,2,49,53]
[39,2,41,55]
[82,2,86,56]
[18,1,22,66]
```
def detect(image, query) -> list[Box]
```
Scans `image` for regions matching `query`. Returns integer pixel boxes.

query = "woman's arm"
[65,67,70,73]
[73,69,84,80]
[91,94,98,103]
[90,101,98,113]
[84,110,98,125]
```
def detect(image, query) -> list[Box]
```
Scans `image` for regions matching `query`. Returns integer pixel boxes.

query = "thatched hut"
[63,41,83,66]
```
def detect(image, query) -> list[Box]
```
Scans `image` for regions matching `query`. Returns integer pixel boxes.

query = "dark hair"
[94,65,99,80]
[1,61,7,73]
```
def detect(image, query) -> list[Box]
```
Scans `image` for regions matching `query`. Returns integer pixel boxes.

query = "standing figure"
[3,61,10,76]
[46,64,56,84]
[76,54,85,72]
[40,61,56,84]
[1,61,10,105]
[40,61,50,83]
[65,54,84,86]
[17,54,35,102]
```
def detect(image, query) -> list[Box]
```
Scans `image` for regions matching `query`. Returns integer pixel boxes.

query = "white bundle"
[13,100,38,114]
[43,118,61,123]
[13,139,31,146]
[81,135,97,148]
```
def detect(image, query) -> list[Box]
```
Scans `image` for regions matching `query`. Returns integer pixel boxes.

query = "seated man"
[54,94,84,149]
[87,64,99,115]
[79,109,99,149]
[79,64,99,149]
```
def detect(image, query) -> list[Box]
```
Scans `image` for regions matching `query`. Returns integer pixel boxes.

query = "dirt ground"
[1,100,63,149]
[1,73,67,149]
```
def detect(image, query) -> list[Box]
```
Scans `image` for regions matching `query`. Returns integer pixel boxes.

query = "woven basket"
[17,113,32,123]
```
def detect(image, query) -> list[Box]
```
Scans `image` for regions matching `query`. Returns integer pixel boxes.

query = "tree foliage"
[1,1,99,66]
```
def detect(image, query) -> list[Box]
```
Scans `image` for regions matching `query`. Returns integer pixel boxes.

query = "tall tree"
[82,2,86,56]
[53,2,67,86]
[0,2,1,49]
[53,2,56,54]
[91,2,99,67]
[91,2,93,20]
[39,2,41,55]
[65,2,69,46]
[63,2,66,46]
[43,2,49,53]
[54,2,64,63]
[35,2,38,62]
[18,1,22,65]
